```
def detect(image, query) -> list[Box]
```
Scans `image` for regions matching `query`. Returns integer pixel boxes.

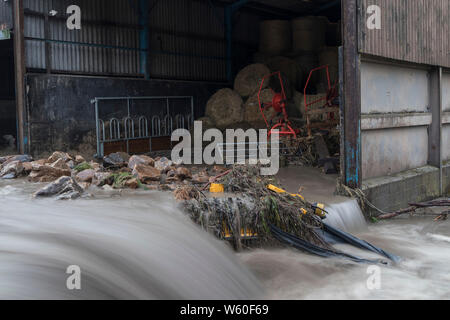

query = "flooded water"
[0,179,448,300]
[0,179,261,300]
[239,200,450,300]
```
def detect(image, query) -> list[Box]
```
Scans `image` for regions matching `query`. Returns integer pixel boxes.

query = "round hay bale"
[234,63,271,98]
[294,91,328,121]
[293,91,305,117]
[244,89,276,125]
[266,56,301,92]
[205,88,244,129]
[292,16,327,53]
[269,72,293,100]
[294,52,319,91]
[259,20,291,56]
[319,46,339,86]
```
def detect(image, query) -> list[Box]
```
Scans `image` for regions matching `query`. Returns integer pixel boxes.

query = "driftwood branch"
[377,206,418,220]
[378,199,450,220]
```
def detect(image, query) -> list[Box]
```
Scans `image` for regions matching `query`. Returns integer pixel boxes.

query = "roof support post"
[13,0,26,154]
[342,0,361,188]
[139,0,149,79]
[225,0,248,83]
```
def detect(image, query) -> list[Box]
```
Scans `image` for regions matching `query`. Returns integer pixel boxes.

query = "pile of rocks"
[0,151,225,201]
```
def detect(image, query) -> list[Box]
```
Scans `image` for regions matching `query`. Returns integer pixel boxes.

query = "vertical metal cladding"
[359,0,450,68]
[0,1,13,28]
[148,0,228,81]
[22,0,140,75]
[19,0,260,80]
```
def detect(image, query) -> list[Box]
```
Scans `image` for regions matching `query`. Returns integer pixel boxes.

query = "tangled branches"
[183,165,330,249]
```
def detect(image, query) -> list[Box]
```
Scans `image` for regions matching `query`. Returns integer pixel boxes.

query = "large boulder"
[103,152,130,168]
[50,158,71,170]
[128,155,155,170]
[33,176,84,200]
[132,164,161,183]
[154,157,173,173]
[28,164,71,183]
[176,167,192,180]
[205,88,244,129]
[75,155,86,164]
[76,169,96,183]
[234,64,271,98]
[92,172,112,187]
[0,161,24,179]
[47,151,73,164]
[2,154,33,166]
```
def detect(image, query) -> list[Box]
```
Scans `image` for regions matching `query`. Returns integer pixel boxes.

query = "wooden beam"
[13,0,26,154]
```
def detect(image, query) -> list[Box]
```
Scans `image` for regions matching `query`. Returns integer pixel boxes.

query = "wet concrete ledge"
[362,165,442,216]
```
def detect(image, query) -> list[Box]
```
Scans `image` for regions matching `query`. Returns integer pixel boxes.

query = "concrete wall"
[443,73,450,162]
[444,164,450,196]
[363,166,441,216]
[360,61,431,179]
[25,74,224,158]
[362,127,429,178]
[361,62,429,114]
[443,73,450,112]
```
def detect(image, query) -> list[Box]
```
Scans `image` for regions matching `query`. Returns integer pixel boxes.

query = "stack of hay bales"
[253,17,341,95]
[200,15,341,132]
[318,46,339,92]
[259,20,291,57]
[234,63,270,98]
[244,88,276,129]
[200,64,272,131]
[292,16,327,53]
[292,16,328,93]
[293,91,328,122]
[204,88,245,130]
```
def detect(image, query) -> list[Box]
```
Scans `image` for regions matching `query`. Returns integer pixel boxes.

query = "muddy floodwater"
[0,179,449,300]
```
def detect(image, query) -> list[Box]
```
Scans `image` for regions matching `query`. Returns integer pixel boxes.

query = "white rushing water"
[0,179,449,300]
[0,180,261,300]
[239,200,450,300]
[323,199,368,233]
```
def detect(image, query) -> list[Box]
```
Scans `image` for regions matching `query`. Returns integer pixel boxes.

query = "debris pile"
[182,165,331,248]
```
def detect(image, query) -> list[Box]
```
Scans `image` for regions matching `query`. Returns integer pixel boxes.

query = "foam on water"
[0,182,261,300]
[323,199,367,233]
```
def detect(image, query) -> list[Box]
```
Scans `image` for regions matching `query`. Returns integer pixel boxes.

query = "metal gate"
[91,96,194,158]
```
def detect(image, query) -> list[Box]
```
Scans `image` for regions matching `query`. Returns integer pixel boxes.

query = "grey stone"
[33,176,84,200]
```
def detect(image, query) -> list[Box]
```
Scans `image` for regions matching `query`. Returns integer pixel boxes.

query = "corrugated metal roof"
[359,0,450,68]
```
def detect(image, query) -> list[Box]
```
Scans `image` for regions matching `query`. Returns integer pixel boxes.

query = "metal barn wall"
[0,0,261,81]
[358,0,450,68]
[0,1,13,28]
[23,0,140,75]
[147,0,259,81]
